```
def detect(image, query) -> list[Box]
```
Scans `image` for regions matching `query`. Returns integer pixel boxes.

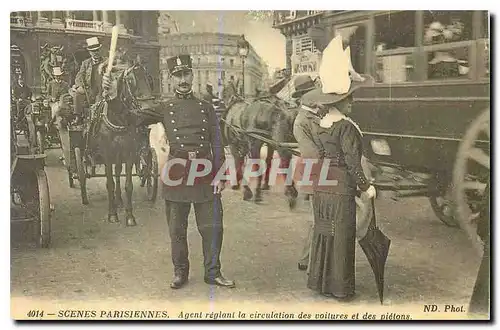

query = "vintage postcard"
[10,9,490,321]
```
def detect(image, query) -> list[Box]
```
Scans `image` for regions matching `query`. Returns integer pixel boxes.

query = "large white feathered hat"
[301,35,374,106]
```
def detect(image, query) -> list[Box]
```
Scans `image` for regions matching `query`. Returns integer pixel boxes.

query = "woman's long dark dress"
[307,118,370,298]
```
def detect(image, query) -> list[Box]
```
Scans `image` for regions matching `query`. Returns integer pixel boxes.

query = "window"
[426,47,470,80]
[375,54,416,83]
[167,84,171,92]
[292,35,318,55]
[373,12,416,83]
[374,11,416,50]
[285,11,297,19]
[422,11,474,80]
[423,11,473,45]
[205,70,209,81]
[230,59,234,67]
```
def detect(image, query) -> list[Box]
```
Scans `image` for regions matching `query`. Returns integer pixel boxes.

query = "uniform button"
[202,128,206,131]
[201,109,205,113]
[176,137,180,140]
[180,144,184,148]
[202,119,207,122]
[169,103,173,106]
[200,144,204,147]
[199,102,203,105]
[171,120,175,123]
[201,136,205,140]
[174,128,178,132]
[169,111,174,115]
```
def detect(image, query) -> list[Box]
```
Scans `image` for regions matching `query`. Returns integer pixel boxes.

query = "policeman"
[115,55,235,290]
[46,67,70,103]
[72,37,107,124]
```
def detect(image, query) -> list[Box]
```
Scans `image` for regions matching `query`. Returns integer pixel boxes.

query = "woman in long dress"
[300,35,376,300]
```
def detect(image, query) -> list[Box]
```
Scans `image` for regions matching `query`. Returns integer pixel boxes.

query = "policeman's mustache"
[179,83,190,88]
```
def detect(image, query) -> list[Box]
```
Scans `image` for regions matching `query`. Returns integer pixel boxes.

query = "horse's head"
[108,61,155,116]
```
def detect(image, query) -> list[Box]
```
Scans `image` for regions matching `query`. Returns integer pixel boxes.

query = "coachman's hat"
[167,55,192,75]
[86,37,102,51]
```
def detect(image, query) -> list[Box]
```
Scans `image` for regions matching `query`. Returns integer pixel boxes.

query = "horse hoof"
[254,196,263,203]
[108,214,119,223]
[232,184,240,190]
[262,183,270,190]
[288,197,297,210]
[126,217,137,227]
[243,190,253,201]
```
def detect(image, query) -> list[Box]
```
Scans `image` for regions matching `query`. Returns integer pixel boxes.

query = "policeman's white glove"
[361,185,376,200]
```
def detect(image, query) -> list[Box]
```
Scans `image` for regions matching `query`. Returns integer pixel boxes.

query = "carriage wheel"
[429,189,458,227]
[452,109,490,256]
[36,131,44,154]
[75,147,89,205]
[146,148,159,202]
[36,169,51,248]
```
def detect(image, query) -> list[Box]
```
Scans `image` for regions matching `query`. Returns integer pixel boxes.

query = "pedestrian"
[300,35,376,300]
[130,54,235,290]
[290,74,319,272]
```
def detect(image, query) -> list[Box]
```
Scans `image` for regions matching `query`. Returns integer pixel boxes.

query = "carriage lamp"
[237,35,250,97]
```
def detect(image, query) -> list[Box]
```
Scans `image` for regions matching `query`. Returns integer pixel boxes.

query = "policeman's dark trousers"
[165,198,223,280]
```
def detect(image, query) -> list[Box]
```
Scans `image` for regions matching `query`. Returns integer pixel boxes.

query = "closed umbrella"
[358,198,391,304]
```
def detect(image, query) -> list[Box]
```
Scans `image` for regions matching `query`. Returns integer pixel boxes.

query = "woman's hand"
[361,185,376,200]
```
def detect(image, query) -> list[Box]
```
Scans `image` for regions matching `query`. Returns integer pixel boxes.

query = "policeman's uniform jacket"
[138,90,226,203]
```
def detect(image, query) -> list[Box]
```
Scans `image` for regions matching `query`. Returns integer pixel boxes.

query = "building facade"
[272,10,325,77]
[159,32,268,98]
[10,10,161,95]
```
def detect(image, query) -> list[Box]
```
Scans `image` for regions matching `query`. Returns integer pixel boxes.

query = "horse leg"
[124,160,136,227]
[240,141,253,201]
[115,161,123,208]
[105,162,119,223]
[229,143,242,190]
[262,144,273,190]
[281,153,298,210]
[253,142,263,203]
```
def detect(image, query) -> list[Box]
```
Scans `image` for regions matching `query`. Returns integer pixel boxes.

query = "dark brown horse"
[222,94,299,208]
[86,64,154,226]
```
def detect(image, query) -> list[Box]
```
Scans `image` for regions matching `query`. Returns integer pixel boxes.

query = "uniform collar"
[175,89,193,99]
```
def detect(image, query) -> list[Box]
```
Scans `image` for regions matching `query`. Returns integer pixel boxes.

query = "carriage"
[11,107,52,248]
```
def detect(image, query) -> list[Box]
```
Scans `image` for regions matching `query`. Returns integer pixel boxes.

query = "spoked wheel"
[75,147,89,205]
[138,148,158,202]
[36,131,45,154]
[452,109,490,256]
[35,169,51,248]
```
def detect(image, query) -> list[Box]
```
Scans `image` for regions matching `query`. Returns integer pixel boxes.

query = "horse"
[222,94,299,208]
[84,62,154,226]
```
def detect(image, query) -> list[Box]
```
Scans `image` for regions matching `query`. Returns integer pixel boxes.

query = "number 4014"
[27,310,44,318]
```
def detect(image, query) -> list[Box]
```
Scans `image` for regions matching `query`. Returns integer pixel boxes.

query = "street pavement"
[11,143,481,312]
